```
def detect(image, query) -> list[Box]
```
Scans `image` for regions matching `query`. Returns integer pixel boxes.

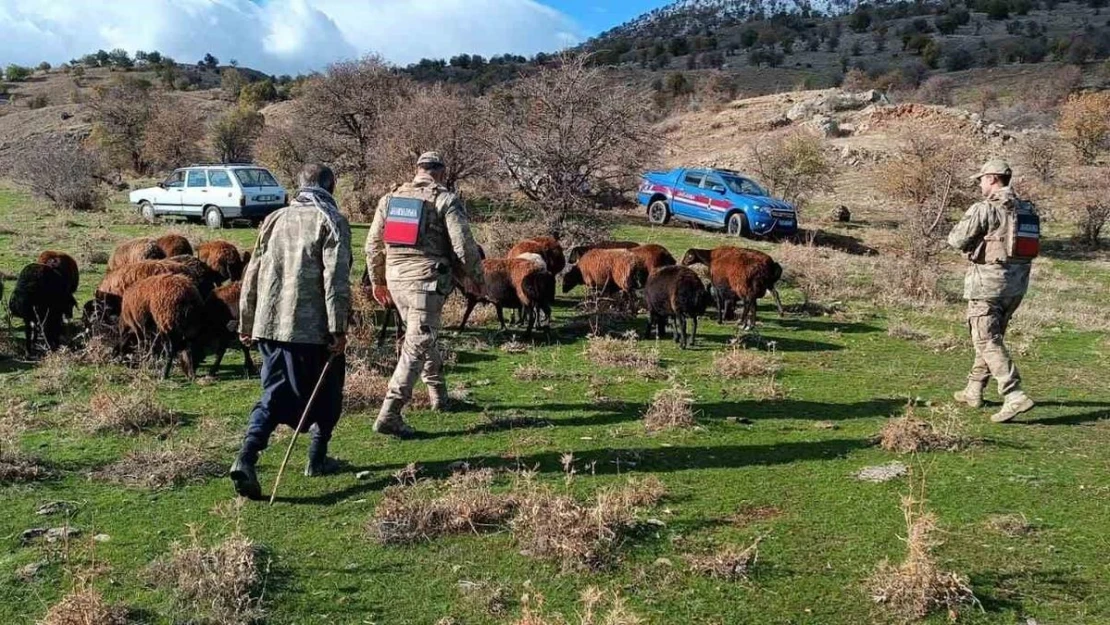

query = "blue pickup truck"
[637,168,798,237]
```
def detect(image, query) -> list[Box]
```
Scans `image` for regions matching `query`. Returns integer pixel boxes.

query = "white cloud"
[0,0,583,74]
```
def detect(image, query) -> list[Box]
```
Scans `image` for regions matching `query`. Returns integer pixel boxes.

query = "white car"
[130,164,287,228]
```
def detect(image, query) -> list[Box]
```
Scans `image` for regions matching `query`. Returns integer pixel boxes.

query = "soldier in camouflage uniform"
[947,159,1036,423]
[365,152,484,438]
[230,164,352,499]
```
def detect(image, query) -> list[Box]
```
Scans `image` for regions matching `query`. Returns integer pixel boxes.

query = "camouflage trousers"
[966,296,1024,396]
[379,285,447,420]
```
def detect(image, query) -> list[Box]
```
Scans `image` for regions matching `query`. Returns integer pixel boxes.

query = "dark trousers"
[241,340,345,460]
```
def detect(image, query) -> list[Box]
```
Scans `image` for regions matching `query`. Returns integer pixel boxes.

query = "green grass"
[1,187,1109,624]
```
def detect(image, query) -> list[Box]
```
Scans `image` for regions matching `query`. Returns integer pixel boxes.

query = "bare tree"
[141,98,205,171]
[373,83,492,191]
[253,121,323,187]
[210,107,264,163]
[748,130,835,213]
[16,138,106,211]
[295,55,412,215]
[482,54,658,218]
[87,76,154,173]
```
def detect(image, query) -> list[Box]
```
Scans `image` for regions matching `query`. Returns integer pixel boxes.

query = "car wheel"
[204,206,224,229]
[139,201,156,224]
[647,199,671,225]
[727,213,749,238]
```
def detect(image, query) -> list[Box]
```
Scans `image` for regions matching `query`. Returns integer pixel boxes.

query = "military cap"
[416,151,445,168]
[972,158,1012,180]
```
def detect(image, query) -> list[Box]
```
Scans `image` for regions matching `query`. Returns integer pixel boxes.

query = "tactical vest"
[980,195,1040,264]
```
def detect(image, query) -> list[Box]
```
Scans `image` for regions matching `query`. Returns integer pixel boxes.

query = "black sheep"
[644,265,710,349]
[9,263,77,353]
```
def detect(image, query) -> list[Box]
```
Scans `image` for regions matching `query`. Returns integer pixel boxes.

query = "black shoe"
[229,456,262,500]
[304,438,342,477]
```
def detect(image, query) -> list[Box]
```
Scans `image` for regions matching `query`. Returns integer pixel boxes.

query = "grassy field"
[1,186,1108,624]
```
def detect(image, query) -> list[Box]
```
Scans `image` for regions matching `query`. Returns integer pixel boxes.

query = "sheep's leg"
[458,297,478,330]
[691,315,699,347]
[495,306,507,331]
[179,345,196,381]
[678,313,688,349]
[771,287,784,317]
[209,334,228,376]
[644,313,655,339]
[715,289,726,324]
[239,341,257,377]
[23,324,34,356]
[161,340,176,380]
[524,306,535,339]
[375,307,393,347]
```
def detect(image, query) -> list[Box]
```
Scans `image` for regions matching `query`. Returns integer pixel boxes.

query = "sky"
[0,0,670,75]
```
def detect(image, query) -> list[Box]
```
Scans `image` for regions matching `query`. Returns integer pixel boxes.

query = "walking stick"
[269,355,337,506]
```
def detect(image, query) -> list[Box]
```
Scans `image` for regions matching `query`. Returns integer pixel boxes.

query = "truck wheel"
[204,206,224,229]
[139,201,156,224]
[647,199,671,225]
[727,213,749,238]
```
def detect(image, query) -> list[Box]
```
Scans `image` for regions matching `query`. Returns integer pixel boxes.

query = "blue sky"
[0,1,672,75]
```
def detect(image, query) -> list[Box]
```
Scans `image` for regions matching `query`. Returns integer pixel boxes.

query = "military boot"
[991,391,1035,423]
[428,384,450,413]
[229,451,262,500]
[373,399,417,439]
[304,438,342,477]
[953,381,985,409]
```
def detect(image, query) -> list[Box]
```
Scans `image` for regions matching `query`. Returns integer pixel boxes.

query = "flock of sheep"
[4,230,785,380]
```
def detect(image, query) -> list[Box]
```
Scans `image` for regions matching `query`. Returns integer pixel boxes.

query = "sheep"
[507,236,566,275]
[644,265,711,349]
[681,247,783,329]
[458,258,554,337]
[561,249,648,296]
[155,233,194,257]
[86,258,222,337]
[240,249,252,268]
[567,240,639,264]
[628,244,676,275]
[118,273,206,380]
[8,263,77,353]
[197,281,256,378]
[108,237,166,271]
[359,267,405,347]
[513,252,547,270]
[36,250,79,294]
[197,240,245,282]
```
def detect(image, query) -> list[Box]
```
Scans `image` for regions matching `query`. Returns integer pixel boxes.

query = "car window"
[721,174,766,196]
[703,175,727,193]
[208,169,233,188]
[682,171,704,188]
[164,171,185,188]
[234,168,279,188]
[186,170,208,188]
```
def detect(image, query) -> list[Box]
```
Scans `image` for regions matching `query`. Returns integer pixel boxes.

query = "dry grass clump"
[511,476,666,571]
[92,446,223,490]
[442,292,495,328]
[887,322,930,342]
[642,384,696,432]
[33,350,79,395]
[878,404,968,454]
[40,586,128,625]
[985,513,1034,537]
[513,587,643,625]
[343,359,429,412]
[500,338,530,354]
[868,495,979,622]
[368,469,518,545]
[83,378,177,435]
[713,345,781,379]
[584,332,660,374]
[513,362,560,381]
[145,530,264,625]
[0,444,50,484]
[686,538,761,581]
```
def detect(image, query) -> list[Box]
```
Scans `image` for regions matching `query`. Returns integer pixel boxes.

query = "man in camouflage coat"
[365,152,484,438]
[230,163,352,499]
[947,159,1036,423]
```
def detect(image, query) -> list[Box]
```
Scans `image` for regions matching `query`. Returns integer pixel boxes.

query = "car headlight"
[753,205,772,215]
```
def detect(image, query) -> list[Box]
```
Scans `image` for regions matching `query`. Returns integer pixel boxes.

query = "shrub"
[83,378,177,434]
[1058,92,1110,164]
[914,75,954,106]
[368,469,517,544]
[1061,176,1110,247]
[1021,133,1062,183]
[141,99,205,170]
[713,345,781,379]
[878,403,968,453]
[643,384,696,432]
[88,76,155,173]
[36,61,52,72]
[584,332,660,374]
[238,79,277,110]
[146,530,264,625]
[40,586,128,625]
[27,94,48,109]
[210,106,264,163]
[253,122,320,187]
[14,139,106,212]
[5,64,32,81]
[686,538,761,581]
[92,445,223,490]
[747,130,835,213]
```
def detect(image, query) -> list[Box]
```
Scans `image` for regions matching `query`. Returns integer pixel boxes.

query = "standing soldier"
[230,163,352,499]
[365,152,484,438]
[947,159,1040,423]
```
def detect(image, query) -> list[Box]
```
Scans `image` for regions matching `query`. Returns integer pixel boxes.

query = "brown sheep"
[155,233,194,257]
[459,258,554,337]
[36,250,79,294]
[628,244,676,275]
[567,240,639,264]
[86,258,222,336]
[118,274,206,380]
[198,282,256,378]
[681,247,783,329]
[507,236,566,275]
[108,237,166,271]
[644,265,711,348]
[562,249,648,296]
[197,240,245,282]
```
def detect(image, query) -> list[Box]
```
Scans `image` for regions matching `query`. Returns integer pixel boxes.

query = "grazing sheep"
[629,244,676,275]
[118,274,206,380]
[197,282,256,377]
[155,233,194,257]
[507,236,566,275]
[196,240,245,282]
[644,266,710,349]
[562,249,648,296]
[459,258,554,337]
[87,258,222,338]
[9,263,77,353]
[567,240,640,264]
[36,250,79,294]
[108,237,166,271]
[681,247,783,329]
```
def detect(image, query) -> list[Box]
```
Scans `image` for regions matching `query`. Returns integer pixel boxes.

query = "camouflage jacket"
[240,189,353,345]
[947,186,1031,301]
[365,173,484,293]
